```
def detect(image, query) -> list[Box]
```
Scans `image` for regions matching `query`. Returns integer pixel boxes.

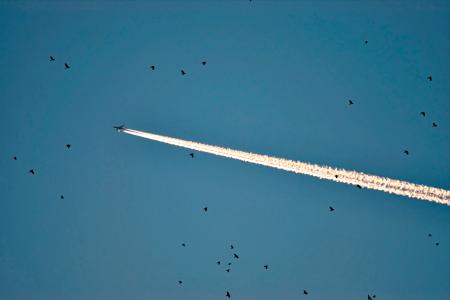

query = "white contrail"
[121,128,450,206]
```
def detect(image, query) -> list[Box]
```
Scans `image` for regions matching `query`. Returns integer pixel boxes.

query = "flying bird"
[226,268,230,272]
[50,56,55,61]
[228,262,232,266]
[29,169,35,175]
[202,61,206,66]
[404,150,409,155]
[420,111,426,117]
[357,184,362,189]
[178,280,183,285]
[335,175,339,178]
[203,207,208,212]
[181,243,186,247]
[428,233,432,237]
[64,63,70,69]
[427,75,432,81]
[329,206,335,212]
[435,242,439,246]
[264,265,268,270]
[226,291,231,298]
[233,253,239,259]
[13,156,17,160]
[368,295,373,300]
[303,289,308,295]
[60,195,64,199]
[189,153,194,158]
[348,100,354,105]
[364,40,368,44]
[181,70,186,75]
[432,122,437,127]
[65,144,71,149]
[230,245,234,250]
[217,261,221,265]
[150,65,155,70]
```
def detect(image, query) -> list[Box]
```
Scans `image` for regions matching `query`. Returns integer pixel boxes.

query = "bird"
[348,100,354,105]
[217,261,221,265]
[65,144,71,149]
[420,111,426,117]
[203,207,208,212]
[329,206,335,212]
[334,175,339,178]
[226,291,231,298]
[189,153,194,158]
[428,233,432,237]
[227,262,232,266]
[178,280,183,285]
[435,242,439,246]
[364,40,368,44]
[150,65,155,70]
[303,289,308,295]
[427,75,432,81]
[226,268,230,272]
[50,56,55,61]
[432,122,437,127]
[404,150,409,155]
[181,243,186,247]
[202,61,206,66]
[29,169,35,175]
[13,156,17,160]
[264,265,268,270]
[181,70,186,75]
[357,184,362,189]
[230,245,234,250]
[60,195,64,199]
[368,295,373,300]
[233,253,239,259]
[64,63,70,69]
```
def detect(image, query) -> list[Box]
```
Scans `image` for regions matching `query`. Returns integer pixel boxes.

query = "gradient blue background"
[1,1,449,299]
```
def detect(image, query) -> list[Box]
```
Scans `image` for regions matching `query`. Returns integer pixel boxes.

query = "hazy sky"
[1,1,449,299]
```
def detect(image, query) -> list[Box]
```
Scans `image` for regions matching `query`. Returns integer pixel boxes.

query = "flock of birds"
[9,36,443,299]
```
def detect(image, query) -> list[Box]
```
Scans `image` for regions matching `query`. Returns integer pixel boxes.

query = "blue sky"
[0,1,449,299]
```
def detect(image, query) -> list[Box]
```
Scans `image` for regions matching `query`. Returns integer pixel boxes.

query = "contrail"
[121,128,450,206]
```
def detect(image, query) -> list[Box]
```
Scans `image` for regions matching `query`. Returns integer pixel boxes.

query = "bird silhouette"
[181,70,186,75]
[404,150,409,155]
[181,243,186,247]
[202,61,206,66]
[203,207,208,212]
[150,65,155,70]
[264,265,268,270]
[226,291,231,298]
[420,111,426,117]
[335,175,339,178]
[432,122,437,127]
[228,262,232,266]
[368,295,373,300]
[65,63,70,69]
[364,40,368,44]
[357,184,362,189]
[29,169,35,175]
[189,153,194,158]
[428,233,432,237]
[226,268,230,272]
[329,206,335,212]
[13,156,17,160]
[60,195,64,199]
[178,280,183,285]
[217,261,221,265]
[427,75,432,81]
[303,289,308,295]
[348,100,354,105]
[65,144,71,149]
[233,253,239,259]
[50,56,55,61]
[435,242,439,246]
[230,245,234,250]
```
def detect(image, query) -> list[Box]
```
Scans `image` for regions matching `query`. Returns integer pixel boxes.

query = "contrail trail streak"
[122,128,450,206]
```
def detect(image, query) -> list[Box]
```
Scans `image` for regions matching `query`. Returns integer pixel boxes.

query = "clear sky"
[0,1,449,299]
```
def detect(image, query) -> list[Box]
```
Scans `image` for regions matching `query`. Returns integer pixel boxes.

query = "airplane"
[113,124,125,131]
